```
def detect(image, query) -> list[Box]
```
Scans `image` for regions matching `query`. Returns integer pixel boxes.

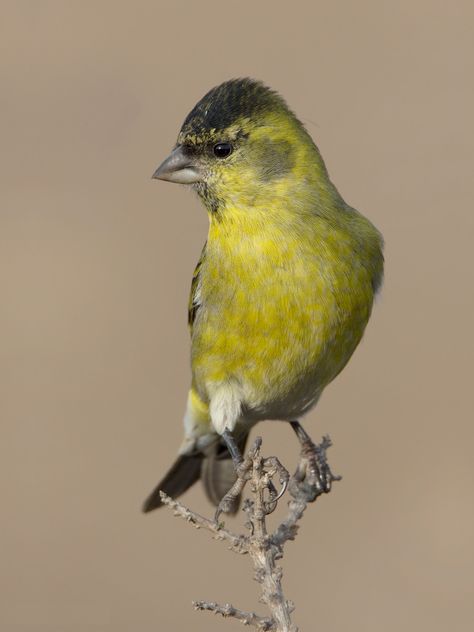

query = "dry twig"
[159,432,339,632]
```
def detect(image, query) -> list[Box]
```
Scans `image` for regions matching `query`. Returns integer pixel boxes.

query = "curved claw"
[263,477,289,516]
[274,477,288,501]
[214,507,223,525]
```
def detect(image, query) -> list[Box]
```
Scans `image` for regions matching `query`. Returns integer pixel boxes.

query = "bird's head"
[153,79,328,214]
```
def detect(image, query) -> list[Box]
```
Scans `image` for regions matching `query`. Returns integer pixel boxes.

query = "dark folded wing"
[188,243,206,332]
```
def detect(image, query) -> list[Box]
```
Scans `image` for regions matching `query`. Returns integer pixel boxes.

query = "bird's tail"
[142,433,249,514]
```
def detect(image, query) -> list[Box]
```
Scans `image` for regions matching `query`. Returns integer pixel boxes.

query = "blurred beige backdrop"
[1,1,473,631]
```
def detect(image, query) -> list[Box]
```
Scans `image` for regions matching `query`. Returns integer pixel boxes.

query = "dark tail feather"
[142,432,249,514]
[142,454,203,513]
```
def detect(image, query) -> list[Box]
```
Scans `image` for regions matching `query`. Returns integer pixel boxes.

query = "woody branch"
[159,432,339,632]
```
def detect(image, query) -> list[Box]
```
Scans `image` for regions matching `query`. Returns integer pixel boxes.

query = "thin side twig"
[159,491,248,554]
[194,600,275,630]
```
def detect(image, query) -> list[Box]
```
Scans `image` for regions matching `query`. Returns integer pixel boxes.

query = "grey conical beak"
[152,146,202,184]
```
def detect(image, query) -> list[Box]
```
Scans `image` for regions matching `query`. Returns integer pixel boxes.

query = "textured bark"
[159,433,339,632]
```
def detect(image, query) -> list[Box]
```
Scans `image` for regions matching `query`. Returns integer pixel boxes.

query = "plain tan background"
[1,1,473,631]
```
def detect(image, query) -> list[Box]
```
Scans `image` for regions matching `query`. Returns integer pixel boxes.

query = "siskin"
[143,79,384,513]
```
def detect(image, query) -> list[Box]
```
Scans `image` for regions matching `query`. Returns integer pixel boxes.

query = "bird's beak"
[152,146,202,184]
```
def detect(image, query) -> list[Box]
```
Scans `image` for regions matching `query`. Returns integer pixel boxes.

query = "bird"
[143,78,384,514]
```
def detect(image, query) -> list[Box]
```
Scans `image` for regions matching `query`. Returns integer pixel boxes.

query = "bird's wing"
[188,243,206,333]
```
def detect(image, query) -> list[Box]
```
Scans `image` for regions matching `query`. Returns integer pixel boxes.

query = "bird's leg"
[290,421,341,502]
[221,429,244,466]
[214,432,256,523]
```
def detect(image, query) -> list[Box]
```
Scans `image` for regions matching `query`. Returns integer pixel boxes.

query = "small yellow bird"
[143,78,383,513]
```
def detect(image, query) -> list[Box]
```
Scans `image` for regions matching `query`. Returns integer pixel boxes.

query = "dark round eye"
[213,142,233,158]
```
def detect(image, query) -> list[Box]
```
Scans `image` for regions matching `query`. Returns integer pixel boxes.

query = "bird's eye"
[213,142,233,158]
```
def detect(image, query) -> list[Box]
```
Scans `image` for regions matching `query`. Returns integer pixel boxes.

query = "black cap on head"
[179,78,288,137]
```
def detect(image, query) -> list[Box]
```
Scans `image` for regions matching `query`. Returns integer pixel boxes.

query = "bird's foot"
[290,421,341,502]
[214,437,290,524]
[260,455,290,514]
[214,437,259,523]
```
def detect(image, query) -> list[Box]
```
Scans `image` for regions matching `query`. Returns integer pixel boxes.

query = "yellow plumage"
[143,79,383,512]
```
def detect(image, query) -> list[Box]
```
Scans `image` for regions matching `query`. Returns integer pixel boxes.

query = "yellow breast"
[190,204,378,420]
